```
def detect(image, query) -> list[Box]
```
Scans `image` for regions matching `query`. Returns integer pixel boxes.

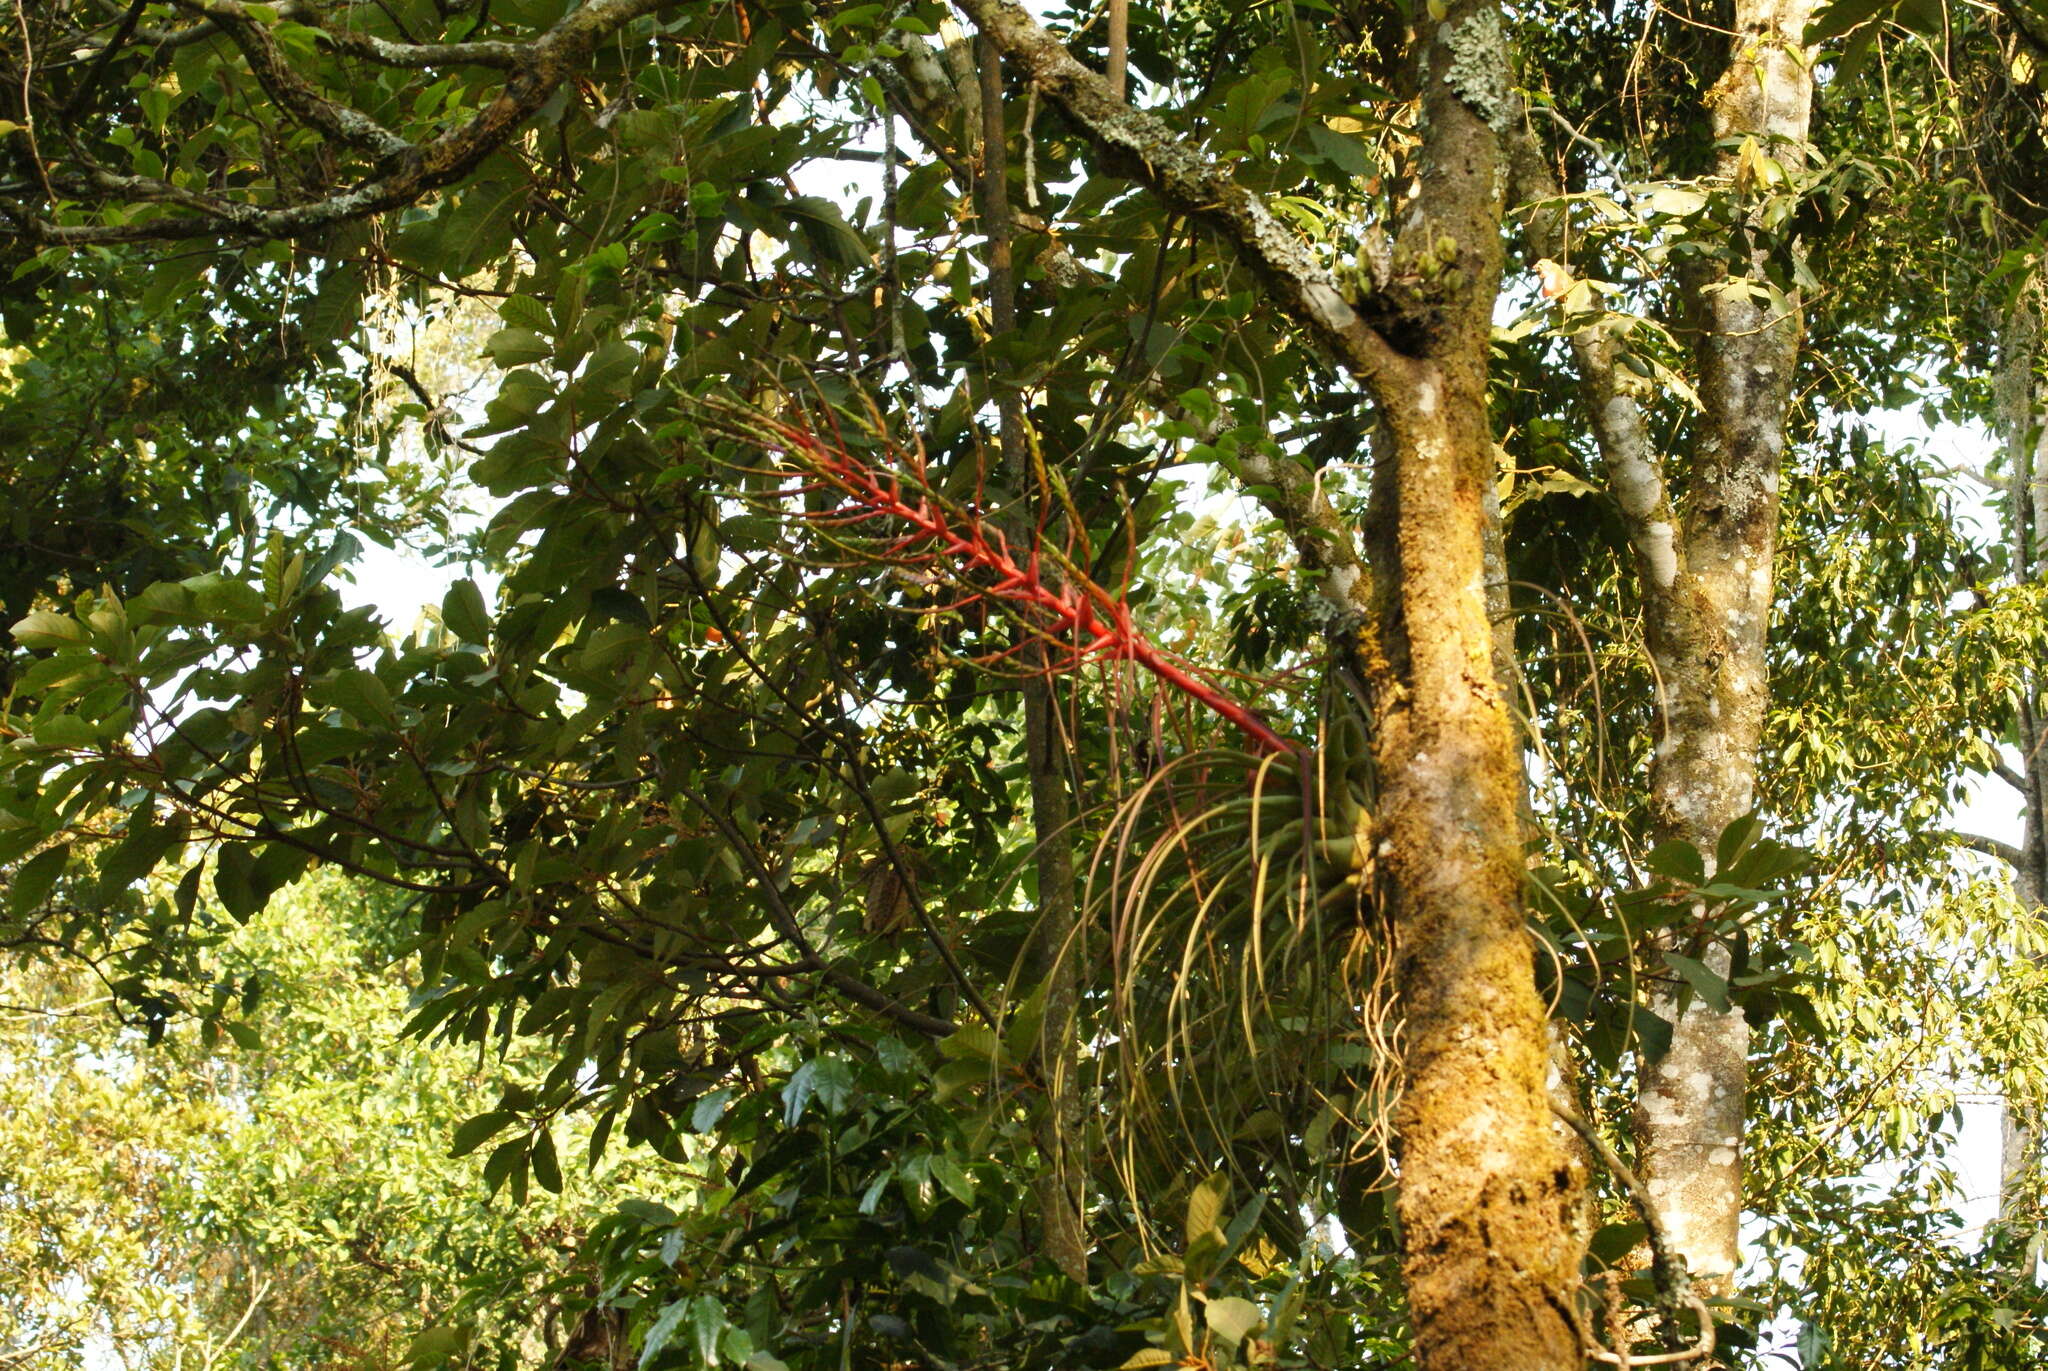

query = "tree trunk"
[1521,0,1813,1293]
[977,36,1089,1283]
[955,1,1585,1360]
[1630,0,1814,1293]
[1994,289,2048,1246]
[1363,355,1585,1367]
[1352,10,1584,1366]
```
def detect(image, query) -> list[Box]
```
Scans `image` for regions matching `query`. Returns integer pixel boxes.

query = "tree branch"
[185,0,413,159]
[1508,120,1681,595]
[944,0,1401,660]
[1955,831,2027,868]
[677,785,958,1039]
[946,0,1406,391]
[6,0,681,245]
[61,0,148,114]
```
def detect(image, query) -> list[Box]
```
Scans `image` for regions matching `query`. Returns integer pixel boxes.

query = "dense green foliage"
[4,0,2048,1364]
[0,870,662,1368]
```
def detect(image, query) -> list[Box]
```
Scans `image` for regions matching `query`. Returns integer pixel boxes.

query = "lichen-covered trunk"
[2005,296,2048,926]
[1995,291,2048,1236]
[1631,0,1812,1293]
[1354,8,1583,1365]
[1365,356,1584,1368]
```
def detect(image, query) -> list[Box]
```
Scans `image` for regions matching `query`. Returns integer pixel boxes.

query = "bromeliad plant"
[703,397,1299,758]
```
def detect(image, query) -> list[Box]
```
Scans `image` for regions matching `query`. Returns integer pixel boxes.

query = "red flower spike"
[751,416,1302,756]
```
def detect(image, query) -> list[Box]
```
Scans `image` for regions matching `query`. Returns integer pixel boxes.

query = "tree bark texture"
[952,0,1585,1362]
[1629,0,1814,1292]
[1362,357,1586,1367]
[1994,290,2048,1236]
[1522,0,1812,1292]
[1353,18,1583,1363]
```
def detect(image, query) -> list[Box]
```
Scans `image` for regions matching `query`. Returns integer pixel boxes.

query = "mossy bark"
[1995,290,2048,1246]
[1362,359,1585,1367]
[1351,8,1585,1365]
[1520,0,1813,1295]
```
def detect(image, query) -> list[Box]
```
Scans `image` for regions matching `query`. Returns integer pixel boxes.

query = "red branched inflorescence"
[750,411,1300,757]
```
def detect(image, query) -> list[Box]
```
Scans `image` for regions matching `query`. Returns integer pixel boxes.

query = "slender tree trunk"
[1522,0,1812,1292]
[1994,290,2048,1244]
[977,36,1088,1283]
[1105,0,1127,100]
[1628,0,1813,1293]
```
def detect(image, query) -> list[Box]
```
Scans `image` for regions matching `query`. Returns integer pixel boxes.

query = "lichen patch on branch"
[1439,10,1513,134]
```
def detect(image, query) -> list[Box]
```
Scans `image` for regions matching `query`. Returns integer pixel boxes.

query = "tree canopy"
[4,0,2048,1366]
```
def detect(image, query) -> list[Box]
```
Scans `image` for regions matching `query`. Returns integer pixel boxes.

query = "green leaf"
[10,843,70,913]
[497,293,554,332]
[691,1295,726,1365]
[12,609,87,648]
[173,861,204,919]
[181,572,267,624]
[1204,1295,1263,1347]
[938,1023,1001,1063]
[929,1154,976,1205]
[614,1201,674,1230]
[485,327,555,368]
[1308,122,1373,177]
[1002,980,1049,1060]
[1184,1225,1228,1282]
[442,579,492,643]
[1589,1220,1647,1266]
[213,843,264,923]
[1664,951,1731,1013]
[1645,185,1709,217]
[1805,0,1896,43]
[531,1128,563,1193]
[406,1326,464,1367]
[781,196,871,270]
[809,1055,855,1115]
[488,1138,530,1203]
[1118,1353,1176,1368]
[330,668,399,728]
[589,585,651,626]
[15,651,102,695]
[581,339,642,397]
[932,1058,987,1101]
[1186,1171,1229,1244]
[781,1059,817,1126]
[858,1167,895,1214]
[641,1299,691,1368]
[250,841,312,907]
[691,1087,732,1133]
[100,811,183,891]
[1644,839,1705,886]
[31,714,99,750]
[450,1110,515,1158]
[1715,813,1762,872]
